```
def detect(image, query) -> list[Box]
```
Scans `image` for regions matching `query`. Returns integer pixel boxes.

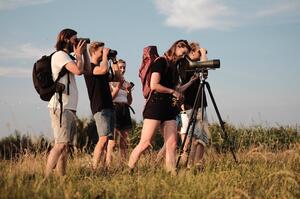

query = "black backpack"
[32,52,69,101]
[32,51,71,126]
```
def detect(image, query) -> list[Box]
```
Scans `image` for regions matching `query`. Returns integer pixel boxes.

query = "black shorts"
[143,92,179,122]
[114,103,132,131]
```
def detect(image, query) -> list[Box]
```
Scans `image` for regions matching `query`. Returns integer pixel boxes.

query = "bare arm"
[65,40,87,75]
[110,81,123,100]
[93,48,110,75]
[83,49,91,75]
[177,74,199,93]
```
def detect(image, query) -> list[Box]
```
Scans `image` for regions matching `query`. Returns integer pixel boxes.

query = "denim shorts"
[94,109,115,139]
[180,109,210,146]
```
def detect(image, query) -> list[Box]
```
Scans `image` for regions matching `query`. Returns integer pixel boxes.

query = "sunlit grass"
[0,144,299,199]
[0,123,299,198]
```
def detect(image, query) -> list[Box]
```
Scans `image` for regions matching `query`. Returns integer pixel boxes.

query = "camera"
[107,49,117,59]
[75,38,90,44]
[130,82,135,88]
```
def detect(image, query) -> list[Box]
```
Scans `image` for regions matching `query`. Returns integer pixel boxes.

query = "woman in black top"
[128,40,190,173]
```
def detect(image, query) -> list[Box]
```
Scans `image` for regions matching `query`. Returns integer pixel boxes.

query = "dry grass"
[0,144,299,199]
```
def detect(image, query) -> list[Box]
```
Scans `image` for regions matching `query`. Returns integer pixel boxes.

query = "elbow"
[75,70,84,76]
[150,83,157,91]
[73,71,82,76]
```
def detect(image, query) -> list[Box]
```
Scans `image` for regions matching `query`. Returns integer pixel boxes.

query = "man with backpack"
[45,28,90,176]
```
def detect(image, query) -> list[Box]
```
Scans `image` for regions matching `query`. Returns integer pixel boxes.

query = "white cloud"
[0,43,52,60]
[0,0,53,10]
[154,0,236,31]
[0,66,31,77]
[256,1,300,17]
[154,0,300,31]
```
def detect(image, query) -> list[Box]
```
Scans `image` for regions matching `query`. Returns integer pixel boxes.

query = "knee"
[98,136,108,144]
[54,143,68,153]
[166,139,177,151]
[170,142,177,151]
[138,140,151,150]
[108,140,116,147]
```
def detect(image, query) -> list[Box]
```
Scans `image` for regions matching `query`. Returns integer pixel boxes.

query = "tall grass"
[0,120,299,198]
[0,145,299,199]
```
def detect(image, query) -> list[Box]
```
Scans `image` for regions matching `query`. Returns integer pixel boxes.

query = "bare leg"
[128,119,160,169]
[93,136,108,169]
[180,133,190,166]
[188,138,198,167]
[194,142,205,167]
[155,143,166,164]
[119,130,129,162]
[45,143,67,177]
[56,146,68,176]
[162,120,177,173]
[106,130,118,167]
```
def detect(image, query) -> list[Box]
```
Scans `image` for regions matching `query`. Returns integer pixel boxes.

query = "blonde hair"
[189,42,200,52]
[88,41,104,55]
[117,59,126,64]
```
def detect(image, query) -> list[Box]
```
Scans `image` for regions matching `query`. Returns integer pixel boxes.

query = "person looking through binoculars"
[45,28,91,176]
[84,41,117,170]
[178,42,211,170]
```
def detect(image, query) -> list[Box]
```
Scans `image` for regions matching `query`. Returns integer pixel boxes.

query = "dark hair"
[55,28,77,51]
[164,39,190,64]
[164,40,190,86]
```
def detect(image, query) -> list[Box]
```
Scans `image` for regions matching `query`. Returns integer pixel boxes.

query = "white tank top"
[112,84,128,103]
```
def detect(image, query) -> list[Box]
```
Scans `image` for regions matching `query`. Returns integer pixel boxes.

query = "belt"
[113,102,135,114]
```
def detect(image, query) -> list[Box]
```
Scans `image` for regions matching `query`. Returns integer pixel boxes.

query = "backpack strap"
[66,53,76,95]
[53,50,74,127]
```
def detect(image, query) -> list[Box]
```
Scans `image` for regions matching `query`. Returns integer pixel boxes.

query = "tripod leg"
[184,117,197,167]
[204,82,239,163]
[185,77,206,168]
[176,81,204,169]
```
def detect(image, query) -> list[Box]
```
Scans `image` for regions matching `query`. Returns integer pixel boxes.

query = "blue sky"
[0,0,299,138]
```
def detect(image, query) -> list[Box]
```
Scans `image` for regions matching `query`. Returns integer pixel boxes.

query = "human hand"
[190,73,199,83]
[74,40,87,57]
[200,47,207,61]
[102,48,110,59]
[172,90,182,101]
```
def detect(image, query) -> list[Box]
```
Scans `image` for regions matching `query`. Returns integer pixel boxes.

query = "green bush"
[0,131,50,159]
[0,118,299,159]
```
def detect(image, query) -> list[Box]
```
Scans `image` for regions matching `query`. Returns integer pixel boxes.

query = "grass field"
[0,144,299,199]
[0,123,299,199]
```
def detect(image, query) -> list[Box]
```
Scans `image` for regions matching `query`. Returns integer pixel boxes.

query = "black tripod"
[176,70,238,169]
